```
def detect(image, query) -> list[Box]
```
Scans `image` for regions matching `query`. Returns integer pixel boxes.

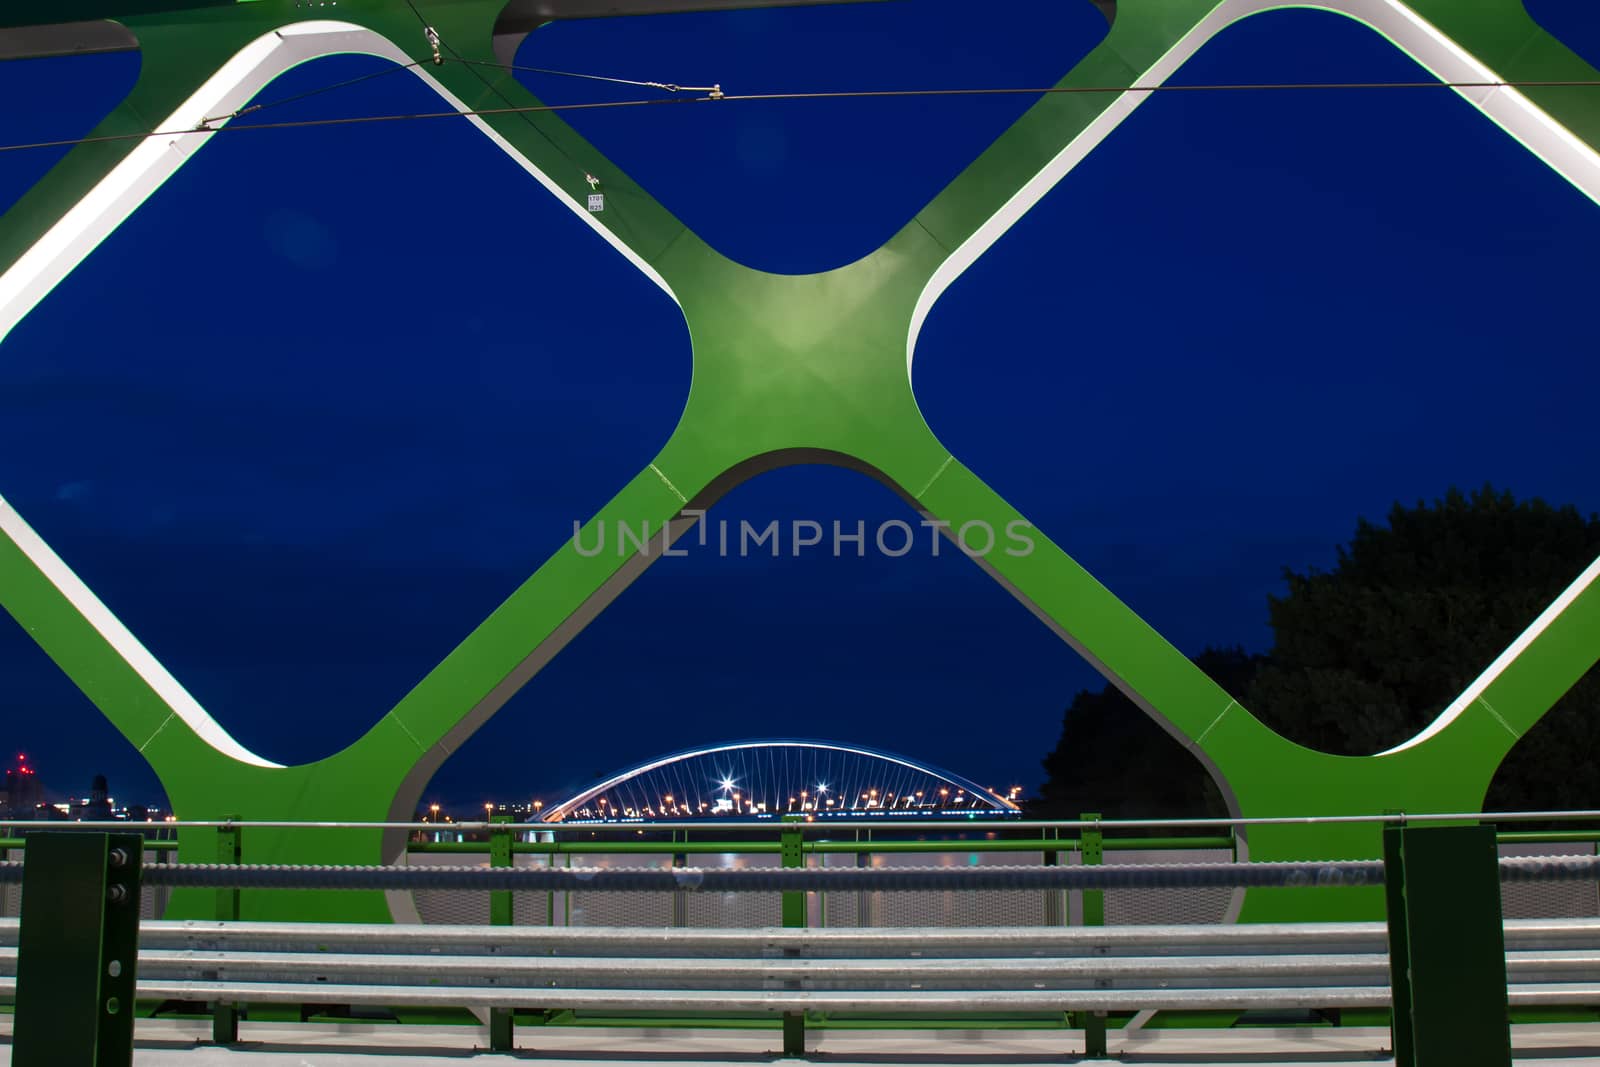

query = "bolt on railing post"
[14,831,143,1067]
[488,814,515,1052]
[212,817,242,1045]
[780,817,806,1058]
[1383,823,1510,1067]
[1076,813,1107,1059]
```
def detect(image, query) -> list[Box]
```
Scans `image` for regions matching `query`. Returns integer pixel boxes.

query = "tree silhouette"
[1033,486,1600,817]
[1247,486,1600,764]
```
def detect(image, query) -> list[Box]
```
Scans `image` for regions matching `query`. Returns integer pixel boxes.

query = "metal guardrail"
[2,821,1590,1067]
[2,917,1599,1011]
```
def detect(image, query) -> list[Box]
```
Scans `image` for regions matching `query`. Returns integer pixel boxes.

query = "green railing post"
[14,831,143,1067]
[1,841,14,918]
[672,829,689,928]
[1077,813,1107,1059]
[212,817,242,1045]
[547,837,558,927]
[856,828,874,928]
[780,817,806,1058]
[1383,824,1510,1067]
[488,814,515,1052]
[1043,827,1065,927]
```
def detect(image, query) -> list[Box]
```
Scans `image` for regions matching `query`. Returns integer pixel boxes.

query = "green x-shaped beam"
[1,0,1597,922]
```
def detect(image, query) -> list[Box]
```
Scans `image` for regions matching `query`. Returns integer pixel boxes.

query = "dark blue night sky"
[0,1,1597,810]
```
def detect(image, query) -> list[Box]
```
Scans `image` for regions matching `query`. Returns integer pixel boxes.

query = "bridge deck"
[2,1021,1599,1066]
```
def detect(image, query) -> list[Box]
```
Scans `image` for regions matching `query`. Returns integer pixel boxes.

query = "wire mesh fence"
[1103,848,1236,926]
[1499,842,1600,919]
[820,851,1053,928]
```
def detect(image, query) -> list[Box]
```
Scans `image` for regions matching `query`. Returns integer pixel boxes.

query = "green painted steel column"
[212,819,242,1045]
[780,818,806,1058]
[1076,814,1107,1059]
[488,815,514,1052]
[1383,824,1510,1067]
[13,831,143,1067]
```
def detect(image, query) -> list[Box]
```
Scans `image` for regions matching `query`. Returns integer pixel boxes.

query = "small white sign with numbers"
[587,194,605,213]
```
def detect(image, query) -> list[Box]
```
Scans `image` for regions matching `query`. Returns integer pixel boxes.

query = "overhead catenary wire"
[196,59,426,129]
[1,76,1598,156]
[454,56,722,96]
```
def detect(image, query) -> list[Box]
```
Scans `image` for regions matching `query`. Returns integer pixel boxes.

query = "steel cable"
[0,854,1593,890]
[3,78,1598,156]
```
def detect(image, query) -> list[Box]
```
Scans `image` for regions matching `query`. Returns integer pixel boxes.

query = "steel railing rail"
[3,919,1600,1015]
[6,915,1599,954]
[0,977,1407,1014]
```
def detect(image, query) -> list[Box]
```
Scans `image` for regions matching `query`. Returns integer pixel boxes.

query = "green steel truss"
[1,0,1597,923]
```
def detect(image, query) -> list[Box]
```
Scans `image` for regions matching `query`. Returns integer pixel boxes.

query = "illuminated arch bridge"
[541,740,1022,824]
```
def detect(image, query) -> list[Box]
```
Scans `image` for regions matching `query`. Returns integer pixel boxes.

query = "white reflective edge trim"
[0,495,282,768]
[903,0,1600,755]
[1381,553,1600,755]
[0,20,678,346]
[905,0,1600,379]
[545,739,1021,820]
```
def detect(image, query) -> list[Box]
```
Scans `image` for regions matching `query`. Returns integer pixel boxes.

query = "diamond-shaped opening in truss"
[513,0,1111,274]
[910,7,1600,753]
[0,53,690,769]
[0,49,140,216]
[410,460,1239,927]
[1524,0,1600,71]
[422,461,1227,815]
